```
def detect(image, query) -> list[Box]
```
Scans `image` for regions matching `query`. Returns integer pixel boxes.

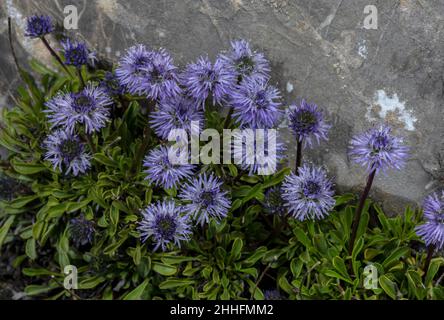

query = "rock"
[1,0,443,214]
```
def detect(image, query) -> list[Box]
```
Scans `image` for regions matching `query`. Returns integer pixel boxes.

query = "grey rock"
[1,0,443,214]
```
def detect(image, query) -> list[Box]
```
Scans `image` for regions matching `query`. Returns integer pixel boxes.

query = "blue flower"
[61,38,97,68]
[416,191,444,250]
[143,145,195,190]
[264,290,282,300]
[232,129,286,175]
[179,173,231,226]
[45,84,113,134]
[282,164,335,221]
[116,45,180,100]
[150,96,204,140]
[289,99,331,148]
[116,44,153,95]
[231,78,282,129]
[25,15,54,38]
[220,39,270,83]
[349,125,409,174]
[138,200,192,251]
[43,129,91,176]
[181,56,236,106]
[70,214,95,247]
[263,186,286,216]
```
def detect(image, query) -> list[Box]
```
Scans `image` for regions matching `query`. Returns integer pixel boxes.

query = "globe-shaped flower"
[70,214,95,247]
[116,44,153,94]
[179,173,231,226]
[289,99,331,148]
[263,186,287,216]
[61,38,97,68]
[138,200,192,251]
[264,290,282,300]
[150,96,204,140]
[349,125,409,174]
[220,39,270,83]
[45,84,113,134]
[181,56,236,106]
[232,129,286,175]
[99,71,125,96]
[416,191,444,250]
[43,129,91,176]
[25,15,54,38]
[282,164,335,221]
[143,145,195,189]
[231,79,282,129]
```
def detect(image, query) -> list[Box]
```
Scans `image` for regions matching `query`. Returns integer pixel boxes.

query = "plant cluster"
[0,15,443,300]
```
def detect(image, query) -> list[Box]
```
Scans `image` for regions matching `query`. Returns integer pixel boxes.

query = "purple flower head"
[231,79,282,129]
[138,200,192,251]
[25,15,54,38]
[43,129,91,176]
[232,129,286,175]
[220,39,270,83]
[349,125,409,174]
[282,164,335,221]
[150,96,204,140]
[70,214,95,247]
[416,191,444,250]
[45,84,113,134]
[263,186,286,216]
[264,290,282,300]
[289,99,331,148]
[99,71,125,96]
[181,56,236,106]
[143,145,195,190]
[179,173,231,226]
[116,44,153,94]
[61,38,97,68]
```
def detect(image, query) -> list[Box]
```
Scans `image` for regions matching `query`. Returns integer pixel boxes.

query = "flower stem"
[295,139,303,174]
[77,68,86,88]
[348,169,376,256]
[7,18,23,78]
[133,127,151,175]
[251,264,271,299]
[40,36,73,77]
[223,106,234,129]
[423,244,435,278]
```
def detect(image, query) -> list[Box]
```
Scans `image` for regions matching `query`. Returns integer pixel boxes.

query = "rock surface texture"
[0,0,443,214]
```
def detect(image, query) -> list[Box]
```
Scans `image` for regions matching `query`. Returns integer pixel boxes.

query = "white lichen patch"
[357,39,368,59]
[366,89,417,131]
[286,81,294,93]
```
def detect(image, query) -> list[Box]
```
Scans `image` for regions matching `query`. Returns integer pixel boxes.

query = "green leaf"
[382,247,409,269]
[152,262,177,276]
[0,216,15,250]
[79,276,106,289]
[293,226,311,249]
[159,279,195,290]
[25,238,37,260]
[11,159,46,175]
[332,256,352,282]
[425,257,444,286]
[230,238,243,261]
[379,275,397,299]
[123,279,149,300]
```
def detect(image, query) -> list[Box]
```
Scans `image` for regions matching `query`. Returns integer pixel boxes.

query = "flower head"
[25,15,54,38]
[220,40,270,83]
[232,129,286,175]
[179,173,231,226]
[43,129,91,176]
[231,79,282,129]
[116,45,180,100]
[416,191,444,250]
[289,99,331,148]
[138,200,192,251]
[99,71,125,96]
[282,164,335,221]
[349,125,409,174]
[150,96,204,140]
[143,145,195,189]
[116,44,153,95]
[61,38,96,68]
[45,84,113,134]
[0,175,29,201]
[69,214,95,247]
[181,56,236,106]
[264,290,282,300]
[263,186,286,216]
